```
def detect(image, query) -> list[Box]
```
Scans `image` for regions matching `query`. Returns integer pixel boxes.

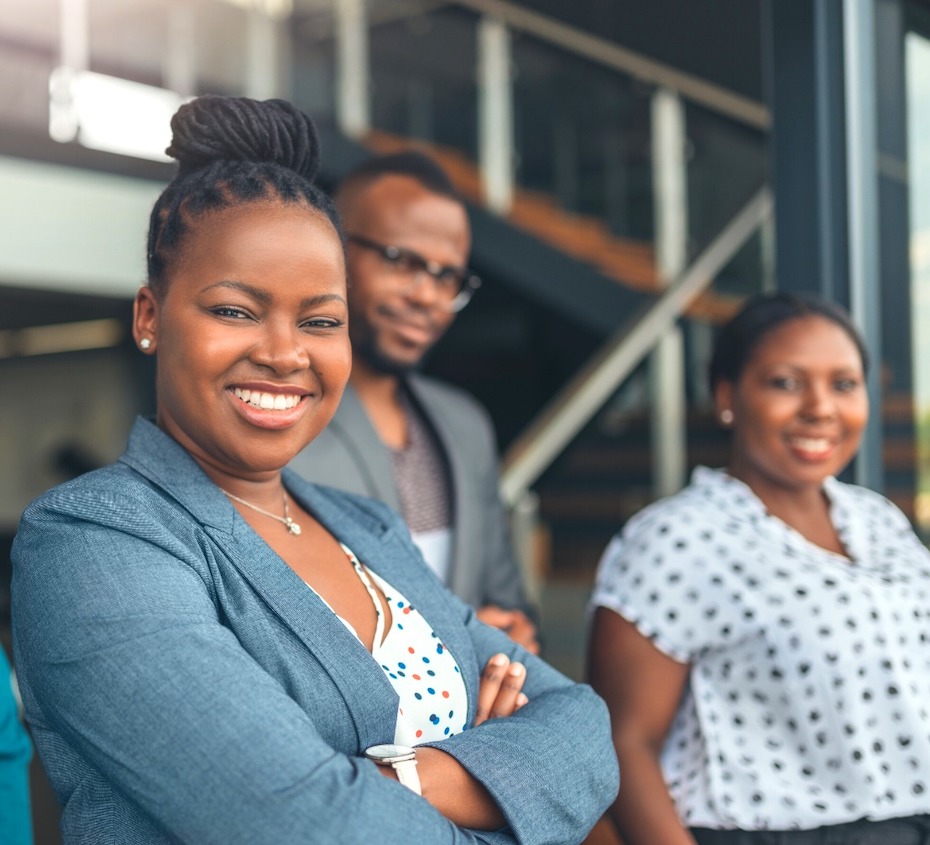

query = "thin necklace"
[220,487,302,536]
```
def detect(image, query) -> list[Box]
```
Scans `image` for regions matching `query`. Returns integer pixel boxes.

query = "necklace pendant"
[285,518,301,536]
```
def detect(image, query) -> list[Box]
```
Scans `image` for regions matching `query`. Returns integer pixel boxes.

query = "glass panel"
[366,2,479,158]
[512,33,654,242]
[905,30,930,533]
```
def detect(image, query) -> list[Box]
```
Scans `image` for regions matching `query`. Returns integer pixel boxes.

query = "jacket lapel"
[405,377,478,604]
[327,385,401,511]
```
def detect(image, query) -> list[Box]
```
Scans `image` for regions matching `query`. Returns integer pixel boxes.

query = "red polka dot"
[412,674,421,680]
[408,647,415,654]
[403,607,412,615]
[441,691,450,698]
[416,729,423,738]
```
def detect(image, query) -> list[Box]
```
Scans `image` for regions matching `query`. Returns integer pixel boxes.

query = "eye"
[833,377,861,393]
[210,306,252,320]
[434,268,464,290]
[769,376,800,390]
[300,317,344,331]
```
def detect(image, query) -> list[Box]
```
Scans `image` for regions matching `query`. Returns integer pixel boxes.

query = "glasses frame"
[346,234,482,313]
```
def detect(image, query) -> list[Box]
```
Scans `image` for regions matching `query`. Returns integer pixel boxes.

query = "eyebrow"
[200,280,346,309]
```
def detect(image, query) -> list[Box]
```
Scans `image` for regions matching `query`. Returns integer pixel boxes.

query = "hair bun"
[166,95,321,182]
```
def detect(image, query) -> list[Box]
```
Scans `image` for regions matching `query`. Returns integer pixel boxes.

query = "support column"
[478,16,514,214]
[649,87,688,498]
[335,0,369,139]
[843,0,883,491]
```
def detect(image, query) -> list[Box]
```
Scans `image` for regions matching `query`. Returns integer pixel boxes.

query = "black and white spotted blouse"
[591,466,930,831]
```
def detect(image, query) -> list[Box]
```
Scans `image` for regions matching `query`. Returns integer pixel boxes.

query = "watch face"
[365,743,416,763]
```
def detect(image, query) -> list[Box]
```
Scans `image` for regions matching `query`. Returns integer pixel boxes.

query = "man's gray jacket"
[289,374,532,614]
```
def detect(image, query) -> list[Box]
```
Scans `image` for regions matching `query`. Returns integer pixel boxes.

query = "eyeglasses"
[346,234,481,312]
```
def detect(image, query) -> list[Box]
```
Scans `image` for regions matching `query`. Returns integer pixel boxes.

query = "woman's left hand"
[474,653,528,727]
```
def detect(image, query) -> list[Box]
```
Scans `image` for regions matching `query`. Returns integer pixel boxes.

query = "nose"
[403,268,446,309]
[800,380,837,420]
[249,318,309,374]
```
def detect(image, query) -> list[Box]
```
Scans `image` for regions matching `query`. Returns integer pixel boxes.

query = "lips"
[228,385,310,430]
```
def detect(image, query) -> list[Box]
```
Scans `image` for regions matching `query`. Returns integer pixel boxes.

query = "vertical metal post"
[650,87,688,498]
[335,0,369,138]
[164,1,197,96]
[510,491,542,606]
[478,16,514,214]
[60,0,89,71]
[245,5,283,100]
[844,0,884,491]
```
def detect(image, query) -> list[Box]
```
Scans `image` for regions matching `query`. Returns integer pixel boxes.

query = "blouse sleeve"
[590,496,747,662]
[11,488,521,845]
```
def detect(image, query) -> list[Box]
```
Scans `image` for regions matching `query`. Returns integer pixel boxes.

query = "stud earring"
[140,337,152,350]
[720,409,734,425]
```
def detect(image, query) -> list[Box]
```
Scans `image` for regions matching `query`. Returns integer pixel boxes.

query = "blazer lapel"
[406,377,479,604]
[328,384,401,511]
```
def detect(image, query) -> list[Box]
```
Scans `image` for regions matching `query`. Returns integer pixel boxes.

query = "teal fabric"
[12,418,617,844]
[0,648,32,845]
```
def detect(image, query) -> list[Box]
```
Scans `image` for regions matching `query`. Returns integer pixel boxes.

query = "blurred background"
[1,1,930,840]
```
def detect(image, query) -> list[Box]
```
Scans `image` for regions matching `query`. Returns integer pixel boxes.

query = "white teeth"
[792,437,831,452]
[233,388,300,410]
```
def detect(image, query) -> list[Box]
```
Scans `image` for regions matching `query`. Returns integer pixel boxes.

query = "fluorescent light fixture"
[0,319,124,359]
[49,67,187,162]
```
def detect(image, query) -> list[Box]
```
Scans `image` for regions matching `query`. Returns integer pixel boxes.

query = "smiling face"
[133,200,351,483]
[716,315,869,499]
[339,174,470,374]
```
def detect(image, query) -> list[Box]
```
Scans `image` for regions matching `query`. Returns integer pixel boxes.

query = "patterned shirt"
[591,467,930,831]
[390,390,454,583]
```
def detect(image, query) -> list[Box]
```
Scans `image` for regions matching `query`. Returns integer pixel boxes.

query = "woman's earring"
[140,337,152,351]
[720,409,734,425]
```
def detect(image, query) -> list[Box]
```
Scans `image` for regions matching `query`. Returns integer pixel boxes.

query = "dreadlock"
[146,95,339,296]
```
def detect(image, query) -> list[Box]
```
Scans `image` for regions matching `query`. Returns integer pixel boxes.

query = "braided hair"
[146,95,339,296]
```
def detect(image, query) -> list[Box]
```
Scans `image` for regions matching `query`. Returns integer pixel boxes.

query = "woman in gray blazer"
[11,96,617,844]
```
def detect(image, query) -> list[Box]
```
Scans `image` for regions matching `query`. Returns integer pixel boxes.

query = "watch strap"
[391,757,421,795]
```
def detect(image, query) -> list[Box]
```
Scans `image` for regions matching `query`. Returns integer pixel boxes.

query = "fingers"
[475,605,516,629]
[505,611,540,655]
[474,653,528,726]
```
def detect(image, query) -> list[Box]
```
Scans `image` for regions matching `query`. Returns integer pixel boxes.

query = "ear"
[713,379,734,423]
[133,285,159,353]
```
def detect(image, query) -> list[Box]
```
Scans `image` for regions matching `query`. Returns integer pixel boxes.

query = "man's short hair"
[337,150,462,204]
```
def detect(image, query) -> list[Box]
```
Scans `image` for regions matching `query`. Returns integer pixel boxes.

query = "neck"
[729,466,830,528]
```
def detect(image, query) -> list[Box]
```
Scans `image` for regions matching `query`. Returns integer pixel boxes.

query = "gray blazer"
[289,376,532,614]
[12,418,617,845]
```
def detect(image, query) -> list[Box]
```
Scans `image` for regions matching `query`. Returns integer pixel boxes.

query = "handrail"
[451,0,770,130]
[500,186,774,506]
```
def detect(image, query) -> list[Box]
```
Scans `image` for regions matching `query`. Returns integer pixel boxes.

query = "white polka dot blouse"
[591,467,930,831]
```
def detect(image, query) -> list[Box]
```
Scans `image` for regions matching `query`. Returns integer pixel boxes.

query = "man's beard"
[353,333,421,377]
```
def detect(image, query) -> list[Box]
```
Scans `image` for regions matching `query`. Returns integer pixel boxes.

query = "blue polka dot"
[397,601,405,608]
[448,710,454,718]
[414,692,422,700]
[454,666,460,673]
[437,645,444,654]
[397,623,404,630]
[429,714,440,724]
[397,671,405,677]
[422,657,431,664]
[398,662,406,670]
[444,727,450,735]
[389,673,397,679]
[427,670,436,677]
[427,687,435,695]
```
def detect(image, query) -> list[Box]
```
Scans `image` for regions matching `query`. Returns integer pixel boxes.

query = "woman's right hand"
[474,653,528,726]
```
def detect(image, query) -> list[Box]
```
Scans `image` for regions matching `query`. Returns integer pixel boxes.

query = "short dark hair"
[146,95,339,296]
[708,292,869,391]
[337,150,462,204]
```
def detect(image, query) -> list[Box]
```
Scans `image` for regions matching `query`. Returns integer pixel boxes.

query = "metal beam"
[844,0,884,491]
[501,187,773,505]
[478,16,514,213]
[452,0,769,129]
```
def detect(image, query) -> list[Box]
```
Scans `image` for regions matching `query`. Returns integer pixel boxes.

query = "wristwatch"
[364,743,421,795]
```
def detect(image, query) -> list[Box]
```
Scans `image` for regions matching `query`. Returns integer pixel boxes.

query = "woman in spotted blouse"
[589,293,930,844]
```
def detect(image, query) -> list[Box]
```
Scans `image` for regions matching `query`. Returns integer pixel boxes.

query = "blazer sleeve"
[423,596,619,845]
[11,490,511,845]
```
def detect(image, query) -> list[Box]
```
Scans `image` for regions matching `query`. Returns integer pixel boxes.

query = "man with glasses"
[290,152,538,652]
